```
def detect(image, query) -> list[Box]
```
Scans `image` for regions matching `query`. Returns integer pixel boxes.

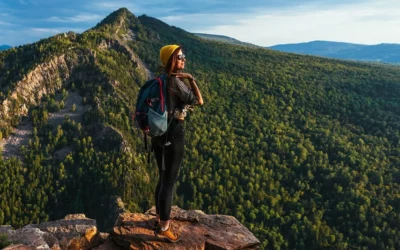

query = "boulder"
[2,227,51,249]
[2,214,105,250]
[92,239,122,250]
[110,206,260,249]
[0,225,13,232]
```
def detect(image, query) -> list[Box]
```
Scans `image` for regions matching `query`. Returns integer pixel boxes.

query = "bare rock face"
[0,50,96,132]
[110,206,260,249]
[2,228,51,249]
[1,55,69,122]
[30,213,105,249]
[1,214,105,250]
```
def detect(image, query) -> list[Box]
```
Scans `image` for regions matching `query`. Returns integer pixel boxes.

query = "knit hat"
[160,44,180,67]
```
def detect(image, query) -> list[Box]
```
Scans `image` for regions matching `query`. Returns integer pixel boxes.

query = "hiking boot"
[155,225,180,243]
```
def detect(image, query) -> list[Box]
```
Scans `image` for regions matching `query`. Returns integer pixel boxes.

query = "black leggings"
[152,119,185,221]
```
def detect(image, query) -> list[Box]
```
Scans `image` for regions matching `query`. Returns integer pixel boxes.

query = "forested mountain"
[194,33,259,48]
[0,45,12,51]
[269,40,400,64]
[1,7,400,249]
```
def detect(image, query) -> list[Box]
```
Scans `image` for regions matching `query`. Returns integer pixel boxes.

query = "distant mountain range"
[193,34,400,64]
[0,45,12,51]
[269,41,400,64]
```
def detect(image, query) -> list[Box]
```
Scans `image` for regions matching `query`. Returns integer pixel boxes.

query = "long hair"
[158,47,182,76]
[161,47,182,111]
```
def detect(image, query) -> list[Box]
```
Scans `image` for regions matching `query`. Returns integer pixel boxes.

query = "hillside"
[194,33,259,48]
[269,40,400,64]
[1,7,400,250]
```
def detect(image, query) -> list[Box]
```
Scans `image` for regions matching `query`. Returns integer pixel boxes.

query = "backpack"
[134,74,169,137]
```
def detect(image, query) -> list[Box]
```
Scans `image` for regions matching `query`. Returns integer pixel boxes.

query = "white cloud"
[31,28,62,33]
[181,0,400,46]
[89,2,139,13]
[3,0,400,47]
[47,14,103,23]
[0,21,12,26]
[162,13,228,22]
[31,27,84,34]
[160,12,245,31]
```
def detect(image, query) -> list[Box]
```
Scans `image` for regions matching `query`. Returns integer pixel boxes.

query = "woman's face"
[174,49,186,71]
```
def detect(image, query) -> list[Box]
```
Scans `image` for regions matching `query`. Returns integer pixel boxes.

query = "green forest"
[1,8,400,249]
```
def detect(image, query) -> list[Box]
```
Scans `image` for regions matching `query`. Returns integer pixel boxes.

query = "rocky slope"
[0,206,260,250]
[0,53,76,125]
[0,33,143,156]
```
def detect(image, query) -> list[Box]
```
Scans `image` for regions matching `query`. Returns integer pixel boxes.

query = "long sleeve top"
[167,75,199,120]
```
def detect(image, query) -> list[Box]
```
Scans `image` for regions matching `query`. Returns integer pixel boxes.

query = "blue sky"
[0,0,399,47]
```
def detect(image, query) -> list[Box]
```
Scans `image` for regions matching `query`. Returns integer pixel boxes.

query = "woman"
[152,44,203,242]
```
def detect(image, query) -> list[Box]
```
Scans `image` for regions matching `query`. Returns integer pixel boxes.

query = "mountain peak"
[92,7,139,33]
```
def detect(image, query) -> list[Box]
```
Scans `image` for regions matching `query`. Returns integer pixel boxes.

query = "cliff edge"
[0,206,260,250]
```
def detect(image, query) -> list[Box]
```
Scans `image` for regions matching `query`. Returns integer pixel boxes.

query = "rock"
[31,214,104,250]
[64,214,87,220]
[92,239,122,250]
[0,225,13,232]
[33,213,97,240]
[1,209,258,250]
[4,228,51,249]
[50,243,62,250]
[67,226,104,250]
[2,214,105,250]
[3,244,36,250]
[110,206,260,249]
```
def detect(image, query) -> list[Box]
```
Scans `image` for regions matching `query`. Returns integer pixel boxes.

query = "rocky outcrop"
[1,207,260,250]
[1,55,70,121]
[110,206,260,249]
[0,51,94,129]
[1,214,106,250]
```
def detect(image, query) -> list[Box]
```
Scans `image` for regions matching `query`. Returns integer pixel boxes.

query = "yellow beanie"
[160,44,180,67]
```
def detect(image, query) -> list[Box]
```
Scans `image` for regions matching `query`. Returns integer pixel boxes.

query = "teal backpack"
[134,74,174,169]
[134,74,169,137]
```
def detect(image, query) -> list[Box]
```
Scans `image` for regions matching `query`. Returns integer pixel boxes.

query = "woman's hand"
[172,72,203,105]
[171,72,194,81]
